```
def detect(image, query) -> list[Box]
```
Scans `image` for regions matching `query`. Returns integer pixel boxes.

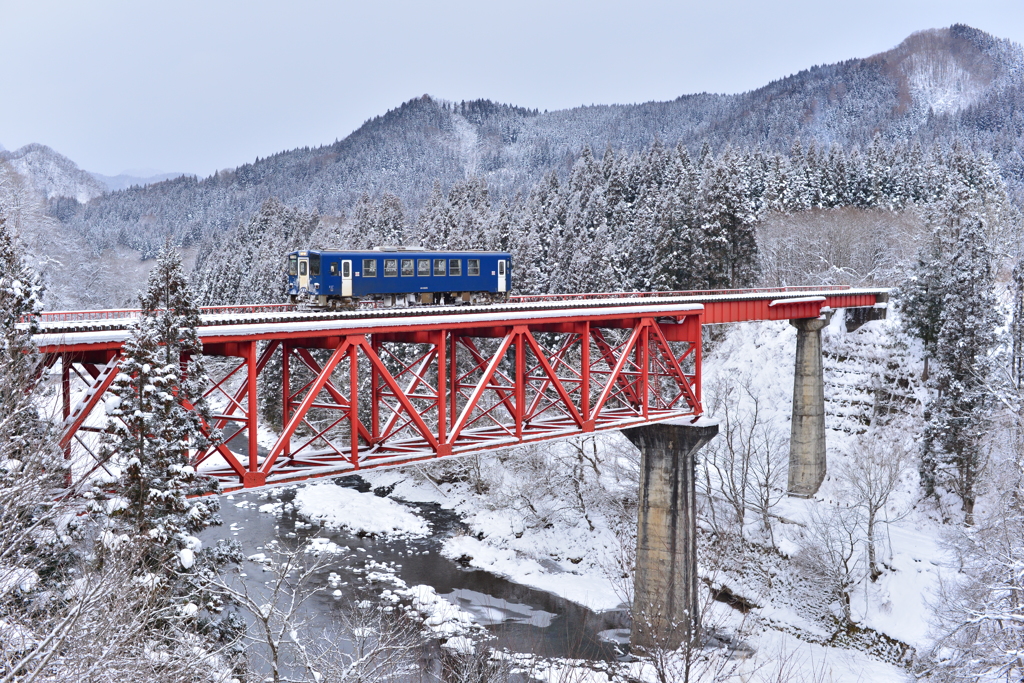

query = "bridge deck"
[34,287,887,352]
[35,286,889,492]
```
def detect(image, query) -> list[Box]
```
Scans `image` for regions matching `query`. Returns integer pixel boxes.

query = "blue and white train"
[286,247,512,309]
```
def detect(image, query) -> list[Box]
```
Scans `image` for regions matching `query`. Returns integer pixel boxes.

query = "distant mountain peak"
[0,143,106,203]
[868,25,1024,117]
[90,170,188,193]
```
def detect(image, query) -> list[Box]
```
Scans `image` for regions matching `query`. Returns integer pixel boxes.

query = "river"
[200,476,630,663]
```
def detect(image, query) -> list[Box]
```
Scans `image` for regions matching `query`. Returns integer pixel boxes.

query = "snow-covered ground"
[256,313,953,681]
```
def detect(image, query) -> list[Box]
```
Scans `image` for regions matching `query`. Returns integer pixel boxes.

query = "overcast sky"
[1,0,1022,177]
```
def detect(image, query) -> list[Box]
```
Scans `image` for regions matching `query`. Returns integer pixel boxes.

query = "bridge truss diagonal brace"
[258,339,353,484]
[59,353,122,451]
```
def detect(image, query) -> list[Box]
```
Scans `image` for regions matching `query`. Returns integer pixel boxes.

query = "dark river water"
[200,476,630,662]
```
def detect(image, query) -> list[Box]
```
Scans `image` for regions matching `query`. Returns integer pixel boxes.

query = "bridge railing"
[509,285,853,303]
[30,286,859,323]
[32,303,299,324]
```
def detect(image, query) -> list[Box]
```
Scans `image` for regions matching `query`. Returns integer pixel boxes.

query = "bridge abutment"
[622,421,718,652]
[787,311,833,497]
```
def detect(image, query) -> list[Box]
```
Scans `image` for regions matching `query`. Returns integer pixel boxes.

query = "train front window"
[299,261,307,276]
[449,259,461,277]
[401,259,414,276]
[363,259,377,277]
[288,255,298,276]
[418,259,430,276]
[384,259,397,277]
[433,259,446,276]
[330,262,338,275]
[468,259,480,276]
[309,254,321,277]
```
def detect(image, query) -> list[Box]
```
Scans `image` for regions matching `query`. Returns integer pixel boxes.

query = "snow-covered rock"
[292,483,429,538]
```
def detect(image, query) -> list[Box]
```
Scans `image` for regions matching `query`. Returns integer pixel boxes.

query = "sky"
[1,0,1022,178]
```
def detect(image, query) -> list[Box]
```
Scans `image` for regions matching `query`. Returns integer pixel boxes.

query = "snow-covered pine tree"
[561,146,614,294]
[418,180,453,249]
[1014,259,1024,389]
[101,242,219,564]
[374,193,406,246]
[513,172,563,293]
[919,177,1001,520]
[698,149,758,289]
[0,216,45,456]
[0,213,70,627]
[349,192,376,249]
[446,177,491,250]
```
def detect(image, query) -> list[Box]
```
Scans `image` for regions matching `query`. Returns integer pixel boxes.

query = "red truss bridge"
[33,286,888,493]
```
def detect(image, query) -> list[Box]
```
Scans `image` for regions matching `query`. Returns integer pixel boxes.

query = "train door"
[497,260,507,293]
[298,256,309,290]
[341,260,353,296]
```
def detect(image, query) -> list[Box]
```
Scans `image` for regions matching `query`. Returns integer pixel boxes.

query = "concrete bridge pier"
[787,311,833,497]
[622,421,719,652]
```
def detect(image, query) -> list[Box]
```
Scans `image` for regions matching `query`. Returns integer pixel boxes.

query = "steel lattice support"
[50,309,704,492]
[38,288,886,493]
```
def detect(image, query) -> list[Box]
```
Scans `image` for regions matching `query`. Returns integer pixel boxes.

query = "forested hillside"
[50,25,1024,258]
[193,136,1012,303]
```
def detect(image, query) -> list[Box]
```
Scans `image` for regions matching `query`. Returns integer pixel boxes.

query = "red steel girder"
[47,305,716,492]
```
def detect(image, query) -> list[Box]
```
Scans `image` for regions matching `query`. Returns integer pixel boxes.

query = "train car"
[286,247,512,309]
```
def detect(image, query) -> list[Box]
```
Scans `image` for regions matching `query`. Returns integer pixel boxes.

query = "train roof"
[289,247,509,255]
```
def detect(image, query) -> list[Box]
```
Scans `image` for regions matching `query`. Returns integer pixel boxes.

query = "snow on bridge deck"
[33,286,888,352]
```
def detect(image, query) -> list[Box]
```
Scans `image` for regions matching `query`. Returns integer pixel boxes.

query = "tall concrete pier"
[622,421,719,652]
[787,312,833,497]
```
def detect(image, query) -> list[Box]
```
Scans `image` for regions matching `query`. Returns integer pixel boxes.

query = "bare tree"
[796,504,864,627]
[836,427,910,580]
[700,375,788,544]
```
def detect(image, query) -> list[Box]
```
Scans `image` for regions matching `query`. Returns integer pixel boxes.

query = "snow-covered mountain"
[56,24,1024,255]
[0,143,106,203]
[90,170,187,193]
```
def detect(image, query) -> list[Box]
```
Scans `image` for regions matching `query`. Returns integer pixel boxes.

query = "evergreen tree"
[1014,260,1024,389]
[0,214,68,612]
[101,243,219,564]
[910,177,1001,517]
[698,149,758,288]
[418,181,453,249]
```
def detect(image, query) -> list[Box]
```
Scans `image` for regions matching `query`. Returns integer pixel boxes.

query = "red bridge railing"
[509,285,853,303]
[32,287,857,324]
[34,303,298,324]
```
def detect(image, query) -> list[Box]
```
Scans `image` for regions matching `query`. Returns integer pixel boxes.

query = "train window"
[468,259,480,276]
[418,259,431,276]
[342,261,351,278]
[498,260,506,275]
[309,254,321,277]
[330,262,338,275]
[363,259,377,277]
[433,259,446,276]
[384,259,398,277]
[288,255,298,276]
[449,259,462,277]
[299,261,307,276]
[401,259,414,276]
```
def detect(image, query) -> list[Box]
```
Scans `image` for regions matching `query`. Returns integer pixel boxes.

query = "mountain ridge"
[1,143,106,204]
[49,24,1024,255]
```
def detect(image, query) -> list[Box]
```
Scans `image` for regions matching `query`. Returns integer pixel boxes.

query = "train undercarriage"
[289,290,510,310]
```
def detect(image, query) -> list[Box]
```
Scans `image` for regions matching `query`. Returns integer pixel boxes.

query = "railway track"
[31,288,885,336]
